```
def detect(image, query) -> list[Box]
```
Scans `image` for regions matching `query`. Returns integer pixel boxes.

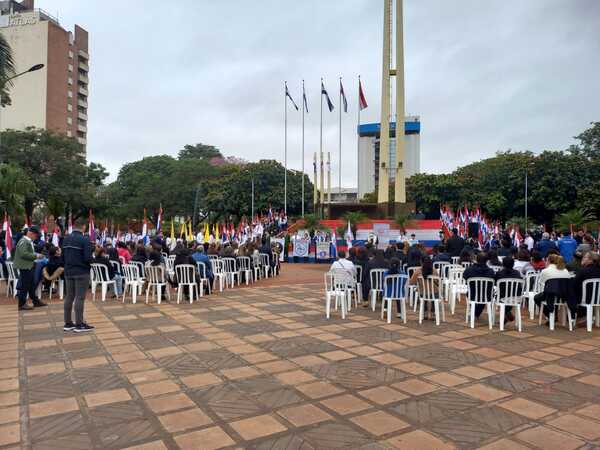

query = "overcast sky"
[37,0,600,185]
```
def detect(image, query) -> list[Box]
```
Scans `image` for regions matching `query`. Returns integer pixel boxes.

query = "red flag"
[88,210,95,242]
[358,78,368,110]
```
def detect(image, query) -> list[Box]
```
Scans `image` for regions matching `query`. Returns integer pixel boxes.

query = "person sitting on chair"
[42,245,64,288]
[463,252,496,320]
[494,256,522,324]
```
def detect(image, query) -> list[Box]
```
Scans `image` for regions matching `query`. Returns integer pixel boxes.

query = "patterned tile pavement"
[1,264,600,449]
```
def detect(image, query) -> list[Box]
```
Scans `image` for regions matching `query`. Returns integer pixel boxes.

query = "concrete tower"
[378,0,407,210]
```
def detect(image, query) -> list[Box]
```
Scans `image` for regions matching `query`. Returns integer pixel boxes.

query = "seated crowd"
[329,228,600,328]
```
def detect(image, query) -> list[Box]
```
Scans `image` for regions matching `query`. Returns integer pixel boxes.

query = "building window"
[68,64,73,72]
[67,130,72,137]
[67,90,73,98]
[67,117,72,125]
[68,77,73,85]
[67,104,72,112]
[68,50,73,59]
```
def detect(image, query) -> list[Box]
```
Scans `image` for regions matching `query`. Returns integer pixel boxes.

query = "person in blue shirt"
[557,231,578,263]
[191,245,214,290]
[383,257,407,318]
[535,232,557,258]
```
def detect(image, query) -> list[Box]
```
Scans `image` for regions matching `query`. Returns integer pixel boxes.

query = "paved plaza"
[1,264,600,450]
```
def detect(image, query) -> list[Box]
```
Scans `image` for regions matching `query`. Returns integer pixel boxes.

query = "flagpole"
[284,81,288,216]
[251,177,255,219]
[339,77,342,195]
[301,79,305,217]
[319,78,324,213]
[357,75,361,202]
[327,151,332,205]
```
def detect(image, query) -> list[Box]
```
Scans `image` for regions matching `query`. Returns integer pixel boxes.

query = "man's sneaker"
[74,323,95,333]
[33,301,48,308]
[63,323,76,332]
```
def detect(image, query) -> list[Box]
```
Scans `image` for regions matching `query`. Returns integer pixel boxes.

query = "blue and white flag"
[321,81,334,112]
[285,82,299,110]
[340,79,348,113]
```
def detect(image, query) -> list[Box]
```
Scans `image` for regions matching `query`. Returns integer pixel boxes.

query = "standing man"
[446,228,465,258]
[62,219,93,332]
[14,226,47,311]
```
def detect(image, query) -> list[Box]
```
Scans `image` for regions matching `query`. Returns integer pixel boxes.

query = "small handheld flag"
[88,210,95,242]
[156,205,163,234]
[321,80,334,112]
[358,77,368,110]
[340,79,348,113]
[285,82,299,111]
[2,212,13,259]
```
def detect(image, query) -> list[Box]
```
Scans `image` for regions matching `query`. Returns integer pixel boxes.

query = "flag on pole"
[204,223,210,242]
[302,82,308,113]
[2,212,12,259]
[67,212,73,234]
[156,205,163,234]
[321,80,334,112]
[88,210,95,242]
[141,208,149,244]
[285,82,299,110]
[40,218,48,242]
[51,226,60,247]
[170,218,175,241]
[358,78,368,110]
[215,223,220,241]
[340,79,348,113]
[188,221,193,241]
[179,220,186,239]
[345,221,354,248]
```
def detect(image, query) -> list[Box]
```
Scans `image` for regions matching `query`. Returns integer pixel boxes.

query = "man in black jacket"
[446,228,465,258]
[62,220,93,332]
[494,256,522,323]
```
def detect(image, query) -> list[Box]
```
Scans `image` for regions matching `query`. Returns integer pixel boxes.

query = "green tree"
[554,209,596,232]
[0,163,33,216]
[178,143,222,160]
[0,33,16,106]
[0,128,108,218]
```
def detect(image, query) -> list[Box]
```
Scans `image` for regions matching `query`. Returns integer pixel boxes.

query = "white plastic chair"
[145,265,170,304]
[91,263,116,302]
[212,259,226,292]
[461,261,473,269]
[381,274,408,324]
[259,253,271,278]
[0,264,6,287]
[369,268,386,311]
[122,264,144,304]
[354,265,363,303]
[252,254,262,281]
[6,262,18,297]
[465,277,495,329]
[579,278,600,332]
[222,257,239,288]
[433,261,449,274]
[175,264,199,304]
[406,267,419,311]
[165,256,175,280]
[496,278,525,332]
[447,266,467,315]
[237,257,253,285]
[196,261,211,295]
[130,261,146,282]
[537,279,573,331]
[325,270,352,319]
[451,256,460,265]
[524,271,540,320]
[417,275,444,325]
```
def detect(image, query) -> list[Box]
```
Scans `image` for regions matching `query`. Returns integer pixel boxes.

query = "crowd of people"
[329,227,600,327]
[0,218,282,333]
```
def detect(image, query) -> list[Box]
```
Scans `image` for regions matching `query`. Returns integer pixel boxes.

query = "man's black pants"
[17,269,39,308]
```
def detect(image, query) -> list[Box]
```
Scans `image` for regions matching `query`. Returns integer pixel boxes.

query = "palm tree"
[555,208,596,232]
[394,212,414,233]
[343,211,368,236]
[0,34,16,106]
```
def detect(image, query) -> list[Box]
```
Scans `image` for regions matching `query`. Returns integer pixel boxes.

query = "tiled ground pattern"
[1,266,600,450]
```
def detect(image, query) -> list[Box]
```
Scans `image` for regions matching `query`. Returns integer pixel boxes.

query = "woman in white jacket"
[537,254,571,291]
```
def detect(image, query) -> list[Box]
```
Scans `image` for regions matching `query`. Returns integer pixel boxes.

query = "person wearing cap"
[14,226,47,311]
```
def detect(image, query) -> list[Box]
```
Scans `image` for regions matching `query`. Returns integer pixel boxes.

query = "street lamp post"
[0,64,45,163]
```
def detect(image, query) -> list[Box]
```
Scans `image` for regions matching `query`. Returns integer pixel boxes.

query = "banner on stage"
[271,238,286,261]
[316,242,330,260]
[292,234,310,257]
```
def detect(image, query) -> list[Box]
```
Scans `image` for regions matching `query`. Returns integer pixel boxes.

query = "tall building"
[357,116,420,200]
[0,0,89,150]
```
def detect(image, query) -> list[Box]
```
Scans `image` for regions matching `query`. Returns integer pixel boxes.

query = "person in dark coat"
[463,252,495,319]
[446,228,465,257]
[494,256,522,323]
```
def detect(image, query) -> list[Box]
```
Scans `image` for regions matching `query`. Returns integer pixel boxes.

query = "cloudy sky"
[37,0,600,185]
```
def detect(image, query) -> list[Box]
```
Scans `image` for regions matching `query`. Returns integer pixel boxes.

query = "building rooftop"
[358,116,421,137]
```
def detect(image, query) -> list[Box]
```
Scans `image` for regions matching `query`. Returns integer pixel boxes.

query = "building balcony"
[77,137,86,145]
[78,74,88,84]
[79,62,89,72]
[77,124,87,133]
[77,98,88,108]
[78,49,89,59]
[78,112,87,121]
[78,86,88,96]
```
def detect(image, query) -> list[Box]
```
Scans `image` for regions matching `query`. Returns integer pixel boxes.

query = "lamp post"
[0,63,45,163]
